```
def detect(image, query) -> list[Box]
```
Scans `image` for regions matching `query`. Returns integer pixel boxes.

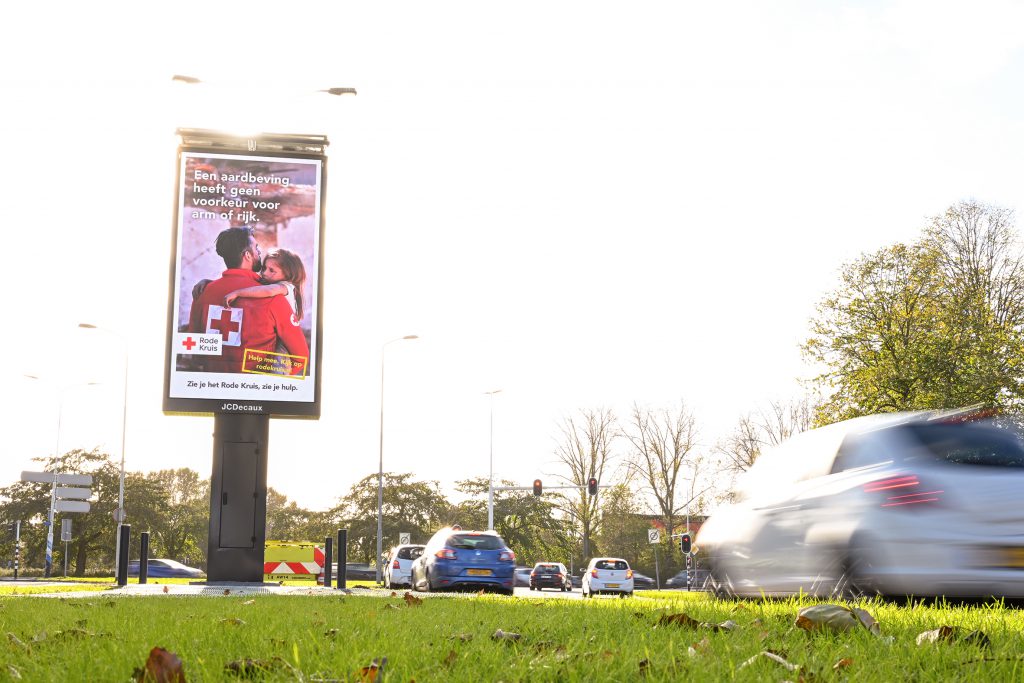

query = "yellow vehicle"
[263,541,325,581]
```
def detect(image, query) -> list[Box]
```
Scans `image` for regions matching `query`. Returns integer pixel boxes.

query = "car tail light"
[591,569,599,578]
[626,569,633,579]
[392,560,400,569]
[863,473,943,507]
[435,548,457,560]
[499,550,515,562]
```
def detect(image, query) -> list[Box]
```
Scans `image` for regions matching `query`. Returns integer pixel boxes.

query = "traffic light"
[587,477,598,496]
[532,479,543,496]
[680,533,692,555]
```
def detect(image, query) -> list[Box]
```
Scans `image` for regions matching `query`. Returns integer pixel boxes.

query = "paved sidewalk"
[15,582,432,598]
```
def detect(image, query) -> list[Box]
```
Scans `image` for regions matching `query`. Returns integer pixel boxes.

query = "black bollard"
[116,525,131,586]
[139,532,150,584]
[323,537,333,588]
[337,528,347,590]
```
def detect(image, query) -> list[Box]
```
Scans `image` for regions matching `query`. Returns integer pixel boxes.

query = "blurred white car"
[582,557,634,597]
[698,409,1024,599]
[383,544,425,588]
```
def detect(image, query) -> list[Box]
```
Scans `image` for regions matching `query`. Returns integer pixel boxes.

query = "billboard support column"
[207,413,270,582]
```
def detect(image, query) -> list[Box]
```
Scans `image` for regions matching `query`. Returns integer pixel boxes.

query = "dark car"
[410,527,515,595]
[631,571,657,589]
[665,569,709,589]
[128,559,204,579]
[529,562,572,591]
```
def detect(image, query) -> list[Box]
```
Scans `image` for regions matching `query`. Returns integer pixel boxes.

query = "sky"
[2,1,1023,513]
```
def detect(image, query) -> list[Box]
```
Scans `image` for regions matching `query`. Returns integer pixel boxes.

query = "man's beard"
[251,256,263,271]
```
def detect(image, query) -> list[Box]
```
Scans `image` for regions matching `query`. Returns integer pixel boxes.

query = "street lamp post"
[376,335,418,584]
[78,323,128,577]
[484,389,502,530]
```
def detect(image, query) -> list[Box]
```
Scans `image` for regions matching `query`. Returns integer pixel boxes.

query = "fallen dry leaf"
[390,591,397,597]
[638,658,650,677]
[133,646,186,682]
[916,626,990,648]
[354,657,387,683]
[403,592,423,607]
[242,600,255,606]
[219,618,246,627]
[6,664,20,680]
[324,629,339,639]
[162,586,170,594]
[449,633,474,642]
[795,604,880,635]
[443,650,458,667]
[477,589,485,596]
[492,629,522,642]
[657,613,704,628]
[834,657,854,671]
[7,633,28,651]
[224,657,293,678]
[657,613,737,632]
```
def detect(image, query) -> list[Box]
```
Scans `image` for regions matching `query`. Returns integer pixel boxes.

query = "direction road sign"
[21,471,93,486]
[399,533,411,545]
[55,487,92,500]
[61,518,72,542]
[111,509,126,523]
[648,529,661,544]
[54,500,90,514]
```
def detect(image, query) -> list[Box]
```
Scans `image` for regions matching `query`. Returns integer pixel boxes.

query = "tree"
[139,469,208,567]
[594,483,655,575]
[266,487,315,543]
[804,201,1024,423]
[552,408,617,561]
[622,401,700,574]
[452,477,571,566]
[716,396,817,474]
[0,448,120,575]
[329,473,450,564]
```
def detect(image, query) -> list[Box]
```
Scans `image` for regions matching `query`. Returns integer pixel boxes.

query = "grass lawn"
[1,591,1023,681]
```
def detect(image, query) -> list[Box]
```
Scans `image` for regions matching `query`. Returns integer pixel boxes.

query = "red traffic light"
[680,533,692,554]
[587,477,598,496]
[532,479,543,496]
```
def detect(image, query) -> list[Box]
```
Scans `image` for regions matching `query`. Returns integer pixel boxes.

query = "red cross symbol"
[181,336,197,351]
[210,309,241,341]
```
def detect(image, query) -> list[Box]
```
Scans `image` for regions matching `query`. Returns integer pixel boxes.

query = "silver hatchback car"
[699,410,1024,599]
[383,544,425,588]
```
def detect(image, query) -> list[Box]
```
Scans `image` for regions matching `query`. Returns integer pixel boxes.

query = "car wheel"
[830,552,875,601]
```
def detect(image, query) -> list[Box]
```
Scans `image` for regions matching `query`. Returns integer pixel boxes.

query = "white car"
[698,409,1024,599]
[383,544,425,588]
[582,557,634,597]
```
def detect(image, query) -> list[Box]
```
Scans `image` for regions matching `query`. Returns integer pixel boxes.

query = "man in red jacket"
[189,227,309,376]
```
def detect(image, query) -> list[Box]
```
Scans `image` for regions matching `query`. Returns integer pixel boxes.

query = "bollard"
[139,532,150,584]
[116,525,131,586]
[337,529,347,590]
[324,537,333,588]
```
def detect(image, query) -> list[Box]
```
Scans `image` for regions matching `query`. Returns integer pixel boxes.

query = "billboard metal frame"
[163,128,328,418]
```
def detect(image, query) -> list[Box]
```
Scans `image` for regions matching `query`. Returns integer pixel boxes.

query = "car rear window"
[594,560,628,570]
[906,424,1024,467]
[535,564,560,573]
[446,534,505,550]
[397,546,424,560]
[905,423,1024,466]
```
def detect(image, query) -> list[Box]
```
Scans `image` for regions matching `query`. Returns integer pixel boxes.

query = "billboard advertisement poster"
[164,149,324,417]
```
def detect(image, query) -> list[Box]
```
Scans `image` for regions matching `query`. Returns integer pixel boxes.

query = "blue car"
[127,559,204,578]
[410,528,515,595]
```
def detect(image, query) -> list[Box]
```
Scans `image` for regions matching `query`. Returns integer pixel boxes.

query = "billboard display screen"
[164,146,325,417]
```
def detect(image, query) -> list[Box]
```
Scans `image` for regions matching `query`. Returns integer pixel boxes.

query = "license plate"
[606,583,619,588]
[467,569,493,576]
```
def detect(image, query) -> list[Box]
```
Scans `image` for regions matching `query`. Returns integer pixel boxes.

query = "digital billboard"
[164,135,326,417]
